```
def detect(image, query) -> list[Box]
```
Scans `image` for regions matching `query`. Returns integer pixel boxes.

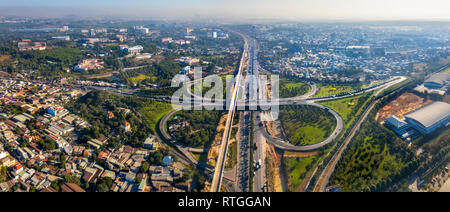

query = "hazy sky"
[1,0,449,21]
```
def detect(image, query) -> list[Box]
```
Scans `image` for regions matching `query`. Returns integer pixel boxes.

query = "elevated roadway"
[210,33,249,192]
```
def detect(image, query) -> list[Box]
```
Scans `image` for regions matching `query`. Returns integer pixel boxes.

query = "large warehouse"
[404,101,450,134]
[424,73,450,90]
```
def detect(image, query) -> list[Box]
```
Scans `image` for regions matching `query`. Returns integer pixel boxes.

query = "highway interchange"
[79,31,407,192]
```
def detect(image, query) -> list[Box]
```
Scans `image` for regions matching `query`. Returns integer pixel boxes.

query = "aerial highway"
[210,33,249,192]
[76,29,409,192]
[246,35,268,192]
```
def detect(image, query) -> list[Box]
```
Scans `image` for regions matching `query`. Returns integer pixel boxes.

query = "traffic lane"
[253,112,266,192]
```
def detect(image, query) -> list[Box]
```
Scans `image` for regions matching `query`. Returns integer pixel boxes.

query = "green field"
[319,94,371,125]
[191,75,227,96]
[280,105,336,146]
[279,78,311,98]
[139,101,173,132]
[445,68,450,74]
[225,141,238,169]
[129,74,156,85]
[284,156,318,191]
[314,83,362,97]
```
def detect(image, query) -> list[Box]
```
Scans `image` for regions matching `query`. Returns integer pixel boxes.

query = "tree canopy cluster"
[169,110,221,148]
[67,90,154,148]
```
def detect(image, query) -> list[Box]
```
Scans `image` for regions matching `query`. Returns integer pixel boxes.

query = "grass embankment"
[279,78,311,98]
[284,156,318,191]
[129,74,156,85]
[225,142,238,169]
[319,93,372,127]
[378,77,413,97]
[314,83,362,97]
[139,101,173,132]
[280,105,336,146]
[445,68,450,74]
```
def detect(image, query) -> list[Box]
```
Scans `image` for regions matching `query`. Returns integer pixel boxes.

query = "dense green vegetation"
[421,128,450,156]
[137,87,178,96]
[169,110,222,148]
[279,78,310,98]
[4,47,85,78]
[35,137,57,151]
[147,146,172,166]
[284,156,318,191]
[330,116,416,192]
[0,166,7,183]
[95,177,114,192]
[280,105,336,146]
[48,173,82,192]
[68,91,169,148]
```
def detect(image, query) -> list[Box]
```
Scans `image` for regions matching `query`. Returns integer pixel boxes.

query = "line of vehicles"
[307,77,400,100]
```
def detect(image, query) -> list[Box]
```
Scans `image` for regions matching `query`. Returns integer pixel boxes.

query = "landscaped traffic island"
[279,105,337,146]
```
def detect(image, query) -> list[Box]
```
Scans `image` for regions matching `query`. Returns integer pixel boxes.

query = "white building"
[405,102,450,134]
[123,45,143,55]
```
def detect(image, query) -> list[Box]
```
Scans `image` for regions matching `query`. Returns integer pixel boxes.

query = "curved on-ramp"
[260,102,344,152]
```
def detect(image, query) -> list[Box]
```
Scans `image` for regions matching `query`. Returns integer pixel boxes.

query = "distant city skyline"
[0,0,449,21]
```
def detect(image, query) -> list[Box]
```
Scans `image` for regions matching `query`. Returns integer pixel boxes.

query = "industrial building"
[404,101,450,134]
[424,73,450,90]
[384,116,415,139]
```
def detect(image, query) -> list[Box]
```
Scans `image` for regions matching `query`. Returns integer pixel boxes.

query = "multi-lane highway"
[245,35,268,192]
[253,112,267,192]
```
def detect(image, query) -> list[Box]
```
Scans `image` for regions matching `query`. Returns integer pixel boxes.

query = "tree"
[148,151,163,166]
[64,174,81,186]
[0,166,7,182]
[96,177,113,192]
[140,161,150,173]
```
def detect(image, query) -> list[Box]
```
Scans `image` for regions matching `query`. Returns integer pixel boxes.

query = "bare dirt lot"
[266,144,285,192]
[207,113,228,166]
[377,92,432,123]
